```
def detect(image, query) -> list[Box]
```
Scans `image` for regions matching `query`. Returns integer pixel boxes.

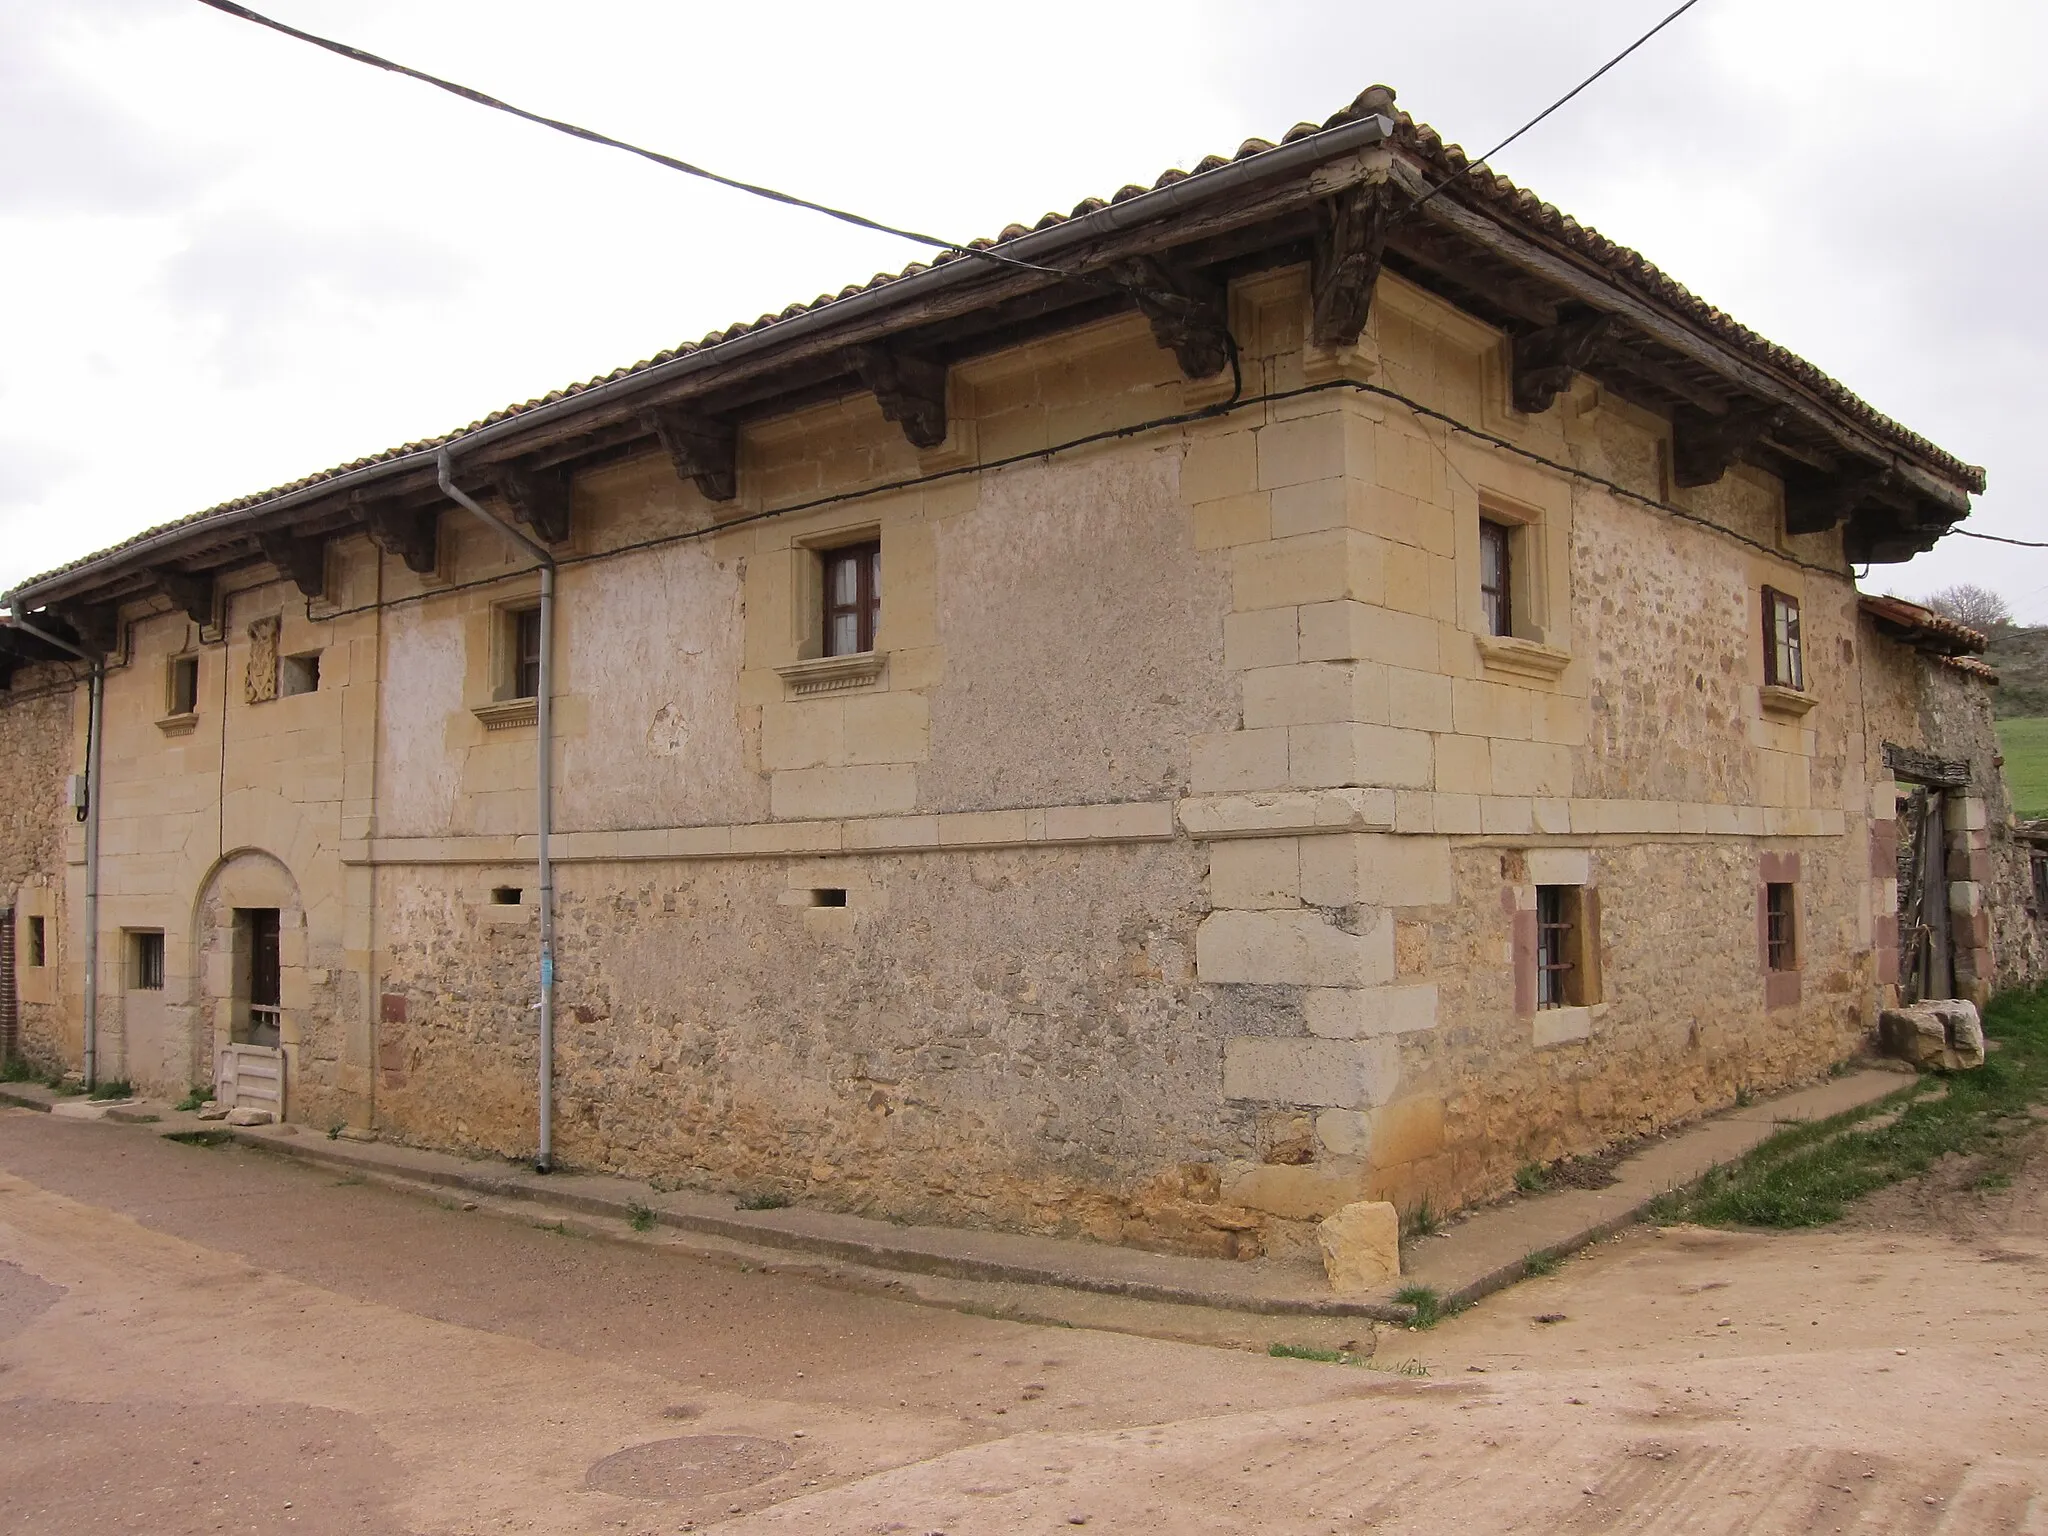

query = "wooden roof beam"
[846,344,949,449]
[642,406,738,502]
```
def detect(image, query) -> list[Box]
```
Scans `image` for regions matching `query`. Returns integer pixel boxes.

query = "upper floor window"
[26,915,46,968]
[1479,519,1514,637]
[512,607,543,700]
[168,655,199,717]
[280,652,320,697]
[1763,586,1803,691]
[823,541,881,657]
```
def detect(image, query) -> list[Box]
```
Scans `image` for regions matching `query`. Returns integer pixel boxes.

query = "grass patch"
[737,1192,791,1211]
[1401,1198,1441,1240]
[165,1129,232,1148]
[88,1079,134,1101]
[1995,716,2048,818]
[1268,1342,1354,1364]
[1394,1284,1446,1328]
[1523,1250,1559,1277]
[173,1086,213,1112]
[626,1200,657,1232]
[1513,1162,1547,1193]
[0,1057,42,1084]
[1658,985,2048,1228]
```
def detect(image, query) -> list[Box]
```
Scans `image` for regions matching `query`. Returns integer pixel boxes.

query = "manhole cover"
[584,1435,794,1499]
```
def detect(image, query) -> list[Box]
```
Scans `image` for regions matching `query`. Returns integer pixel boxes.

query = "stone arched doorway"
[191,850,308,1119]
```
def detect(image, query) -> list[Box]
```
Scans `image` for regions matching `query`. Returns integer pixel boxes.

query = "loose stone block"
[1318,1200,1401,1293]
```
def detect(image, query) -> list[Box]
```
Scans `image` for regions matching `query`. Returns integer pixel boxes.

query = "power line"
[190,0,1070,280]
[1952,528,2048,549]
[1404,0,1708,218]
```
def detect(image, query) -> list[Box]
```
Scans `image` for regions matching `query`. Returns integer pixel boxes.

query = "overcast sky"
[1,0,2041,619]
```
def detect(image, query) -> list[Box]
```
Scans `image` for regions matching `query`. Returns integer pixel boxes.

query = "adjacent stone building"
[2,87,2039,1259]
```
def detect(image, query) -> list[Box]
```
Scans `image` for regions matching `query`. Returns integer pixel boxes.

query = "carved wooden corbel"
[643,405,738,501]
[255,529,328,600]
[1511,311,1614,415]
[358,497,441,576]
[1310,183,1396,349]
[1787,465,1893,536]
[1671,404,1786,488]
[492,461,574,545]
[149,566,217,627]
[847,344,949,450]
[53,603,118,659]
[1114,256,1232,380]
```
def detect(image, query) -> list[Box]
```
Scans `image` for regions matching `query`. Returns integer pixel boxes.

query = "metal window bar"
[1,909,16,1061]
[134,933,164,991]
[1765,883,1795,971]
[1536,885,1573,1008]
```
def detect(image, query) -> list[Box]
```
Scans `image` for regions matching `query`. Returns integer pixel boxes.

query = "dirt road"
[1,1107,2043,1533]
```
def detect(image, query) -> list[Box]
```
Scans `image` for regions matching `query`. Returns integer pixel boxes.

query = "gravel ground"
[1,1106,2042,1533]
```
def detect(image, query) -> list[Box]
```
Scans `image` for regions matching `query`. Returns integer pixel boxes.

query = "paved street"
[2,1106,2045,1533]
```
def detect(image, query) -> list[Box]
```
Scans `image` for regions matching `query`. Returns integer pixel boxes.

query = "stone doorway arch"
[191,849,309,1115]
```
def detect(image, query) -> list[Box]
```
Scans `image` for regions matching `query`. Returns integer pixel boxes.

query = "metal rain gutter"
[434,451,558,1174]
[1,112,1397,612]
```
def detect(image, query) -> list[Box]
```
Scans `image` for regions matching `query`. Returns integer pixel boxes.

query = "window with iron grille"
[822,541,881,657]
[130,930,165,991]
[1536,886,1573,1008]
[511,607,543,700]
[1765,882,1797,971]
[1763,586,1803,690]
[1479,519,1514,638]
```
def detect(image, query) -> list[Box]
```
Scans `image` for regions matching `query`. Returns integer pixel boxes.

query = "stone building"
[1,87,2039,1259]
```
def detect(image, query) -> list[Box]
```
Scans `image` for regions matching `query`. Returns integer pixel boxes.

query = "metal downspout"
[6,615,104,1088]
[434,451,558,1172]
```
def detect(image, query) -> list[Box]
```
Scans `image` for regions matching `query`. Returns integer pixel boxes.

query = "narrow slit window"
[26,916,46,968]
[809,888,848,908]
[1479,519,1514,638]
[1765,882,1797,971]
[1535,885,1573,1009]
[169,655,199,716]
[490,886,524,906]
[130,931,165,991]
[512,607,543,700]
[822,541,881,657]
[1763,586,1803,690]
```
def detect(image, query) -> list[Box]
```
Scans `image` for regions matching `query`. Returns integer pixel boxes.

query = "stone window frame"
[775,521,890,697]
[127,928,166,992]
[166,653,200,717]
[1509,849,1605,1045]
[14,887,56,1006]
[1758,850,1803,1009]
[467,581,546,730]
[1465,488,1572,681]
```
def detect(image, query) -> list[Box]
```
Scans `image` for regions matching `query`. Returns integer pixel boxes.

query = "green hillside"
[1987,626,2048,718]
[1999,717,2048,819]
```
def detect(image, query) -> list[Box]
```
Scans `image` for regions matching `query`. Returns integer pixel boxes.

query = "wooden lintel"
[359,498,441,576]
[643,406,738,501]
[1114,256,1232,380]
[1788,466,1893,537]
[254,530,328,600]
[149,566,216,627]
[1511,311,1613,415]
[846,344,949,450]
[493,461,574,545]
[1671,404,1786,488]
[1310,183,1396,349]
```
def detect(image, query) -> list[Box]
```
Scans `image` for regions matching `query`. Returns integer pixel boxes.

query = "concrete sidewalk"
[0,1067,1910,1329]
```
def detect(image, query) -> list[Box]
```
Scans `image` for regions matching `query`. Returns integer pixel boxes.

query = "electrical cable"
[189,0,1074,281]
[1401,0,1708,220]
[1950,529,2048,549]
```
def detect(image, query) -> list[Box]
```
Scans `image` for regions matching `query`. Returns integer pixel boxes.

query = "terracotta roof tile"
[9,84,1985,596]
[1859,593,1990,655]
